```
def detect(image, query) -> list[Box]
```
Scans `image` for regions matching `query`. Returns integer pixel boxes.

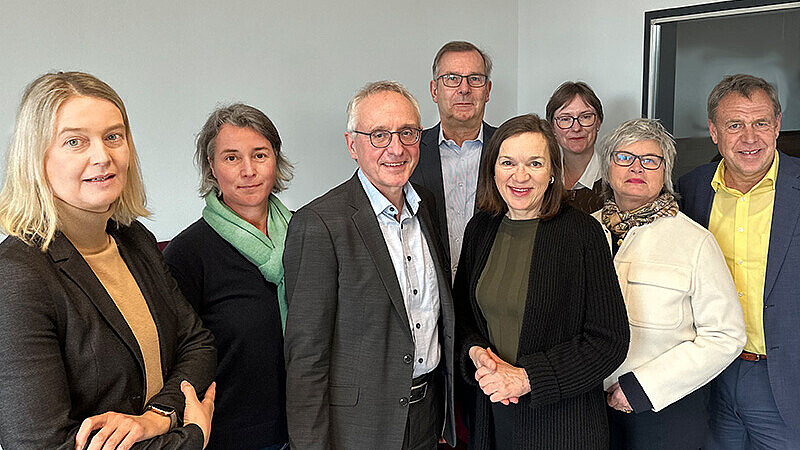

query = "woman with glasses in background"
[594,118,746,449]
[546,81,605,213]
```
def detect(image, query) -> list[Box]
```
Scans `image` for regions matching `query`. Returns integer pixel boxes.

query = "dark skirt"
[608,384,710,450]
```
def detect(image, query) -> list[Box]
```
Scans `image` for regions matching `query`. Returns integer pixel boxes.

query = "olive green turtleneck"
[476,216,539,363]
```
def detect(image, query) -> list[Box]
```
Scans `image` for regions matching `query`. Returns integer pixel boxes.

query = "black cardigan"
[454,206,629,450]
[164,218,288,449]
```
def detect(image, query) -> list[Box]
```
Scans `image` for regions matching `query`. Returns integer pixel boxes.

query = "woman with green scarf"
[164,104,293,450]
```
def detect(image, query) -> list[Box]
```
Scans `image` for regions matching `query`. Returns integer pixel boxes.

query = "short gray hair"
[708,74,781,123]
[346,81,421,133]
[195,103,293,196]
[598,118,677,197]
[431,41,493,79]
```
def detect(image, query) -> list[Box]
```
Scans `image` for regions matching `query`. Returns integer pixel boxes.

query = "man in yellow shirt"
[679,74,800,448]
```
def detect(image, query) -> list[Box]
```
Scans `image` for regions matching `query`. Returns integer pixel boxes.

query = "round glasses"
[351,127,422,148]
[437,73,488,88]
[611,151,664,170]
[554,112,597,130]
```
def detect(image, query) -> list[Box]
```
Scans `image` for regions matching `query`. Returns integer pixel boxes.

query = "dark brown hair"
[477,114,564,219]
[545,81,604,124]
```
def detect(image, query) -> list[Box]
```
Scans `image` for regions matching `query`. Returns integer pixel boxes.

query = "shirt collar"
[438,124,484,147]
[711,150,779,195]
[357,169,421,218]
[564,150,602,190]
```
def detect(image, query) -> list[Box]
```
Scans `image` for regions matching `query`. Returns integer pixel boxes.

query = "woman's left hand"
[74,409,170,450]
[476,348,531,403]
[606,382,632,413]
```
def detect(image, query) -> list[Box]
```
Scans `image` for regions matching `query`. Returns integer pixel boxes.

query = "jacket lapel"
[346,175,412,339]
[419,124,450,249]
[764,155,800,300]
[48,234,146,375]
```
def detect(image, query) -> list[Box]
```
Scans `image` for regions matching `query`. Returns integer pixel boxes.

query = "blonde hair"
[0,72,149,250]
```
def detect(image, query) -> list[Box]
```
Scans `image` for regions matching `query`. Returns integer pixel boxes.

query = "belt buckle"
[409,381,428,404]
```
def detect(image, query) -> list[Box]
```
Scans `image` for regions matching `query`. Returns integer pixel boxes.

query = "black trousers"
[608,384,710,450]
[403,368,445,450]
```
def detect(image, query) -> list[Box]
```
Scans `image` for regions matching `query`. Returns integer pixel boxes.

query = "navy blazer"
[677,152,800,430]
[410,122,496,269]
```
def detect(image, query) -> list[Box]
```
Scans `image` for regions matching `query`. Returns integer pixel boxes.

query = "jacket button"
[403,354,412,364]
[399,397,409,407]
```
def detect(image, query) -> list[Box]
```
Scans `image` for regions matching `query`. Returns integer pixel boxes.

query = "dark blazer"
[0,221,216,450]
[283,173,456,449]
[410,122,497,267]
[677,152,800,430]
[454,207,629,449]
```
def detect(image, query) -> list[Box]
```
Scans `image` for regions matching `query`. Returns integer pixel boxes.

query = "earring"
[550,176,554,184]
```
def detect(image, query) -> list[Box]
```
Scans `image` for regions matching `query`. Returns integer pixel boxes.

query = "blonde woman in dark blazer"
[0,72,216,449]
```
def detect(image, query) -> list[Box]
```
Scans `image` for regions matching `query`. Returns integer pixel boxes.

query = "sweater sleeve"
[516,217,630,407]
[453,216,492,387]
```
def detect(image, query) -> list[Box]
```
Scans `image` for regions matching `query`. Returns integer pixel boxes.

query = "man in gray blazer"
[283,81,456,449]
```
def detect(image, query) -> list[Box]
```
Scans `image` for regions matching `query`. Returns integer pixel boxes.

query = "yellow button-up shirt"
[708,151,778,355]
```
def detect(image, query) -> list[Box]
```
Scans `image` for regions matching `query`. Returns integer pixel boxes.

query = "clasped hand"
[74,381,216,450]
[469,346,530,405]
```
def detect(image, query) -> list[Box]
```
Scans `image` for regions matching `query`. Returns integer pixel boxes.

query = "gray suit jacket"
[0,220,216,449]
[678,152,800,430]
[283,173,456,449]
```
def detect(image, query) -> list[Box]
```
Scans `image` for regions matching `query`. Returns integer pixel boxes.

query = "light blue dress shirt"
[357,170,441,378]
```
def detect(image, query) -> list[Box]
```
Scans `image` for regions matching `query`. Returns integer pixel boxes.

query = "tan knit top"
[79,236,164,403]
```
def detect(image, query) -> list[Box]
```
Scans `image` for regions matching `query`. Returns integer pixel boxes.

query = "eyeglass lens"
[440,74,487,88]
[612,151,663,170]
[369,128,421,147]
[554,113,596,129]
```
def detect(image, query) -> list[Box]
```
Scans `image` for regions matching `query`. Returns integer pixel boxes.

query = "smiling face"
[709,90,781,192]
[210,124,276,220]
[345,90,420,207]
[608,140,665,211]
[44,96,129,214]
[553,95,601,156]
[430,50,491,130]
[494,132,552,220]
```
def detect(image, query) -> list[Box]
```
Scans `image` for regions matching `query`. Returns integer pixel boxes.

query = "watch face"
[148,403,176,416]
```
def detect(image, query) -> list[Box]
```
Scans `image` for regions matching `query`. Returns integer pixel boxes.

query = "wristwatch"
[146,403,178,431]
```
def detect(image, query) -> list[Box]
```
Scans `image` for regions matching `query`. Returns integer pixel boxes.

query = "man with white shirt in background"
[411,41,496,279]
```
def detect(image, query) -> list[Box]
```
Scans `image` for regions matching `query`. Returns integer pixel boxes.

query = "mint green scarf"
[202,190,291,332]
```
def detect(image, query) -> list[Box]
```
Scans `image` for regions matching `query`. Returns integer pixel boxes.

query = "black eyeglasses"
[351,128,422,148]
[611,151,664,170]
[436,73,488,88]
[554,112,597,129]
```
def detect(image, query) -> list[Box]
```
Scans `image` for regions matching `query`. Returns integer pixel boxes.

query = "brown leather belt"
[739,351,767,361]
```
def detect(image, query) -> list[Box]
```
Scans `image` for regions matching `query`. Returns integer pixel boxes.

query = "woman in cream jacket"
[592,118,745,449]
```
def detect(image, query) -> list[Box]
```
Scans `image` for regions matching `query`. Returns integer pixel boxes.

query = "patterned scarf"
[202,190,292,332]
[601,192,678,239]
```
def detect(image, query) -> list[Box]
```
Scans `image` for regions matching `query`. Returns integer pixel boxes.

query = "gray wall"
[0,0,518,240]
[517,0,704,142]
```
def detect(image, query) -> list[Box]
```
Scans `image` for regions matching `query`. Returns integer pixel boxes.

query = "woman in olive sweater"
[454,114,629,449]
